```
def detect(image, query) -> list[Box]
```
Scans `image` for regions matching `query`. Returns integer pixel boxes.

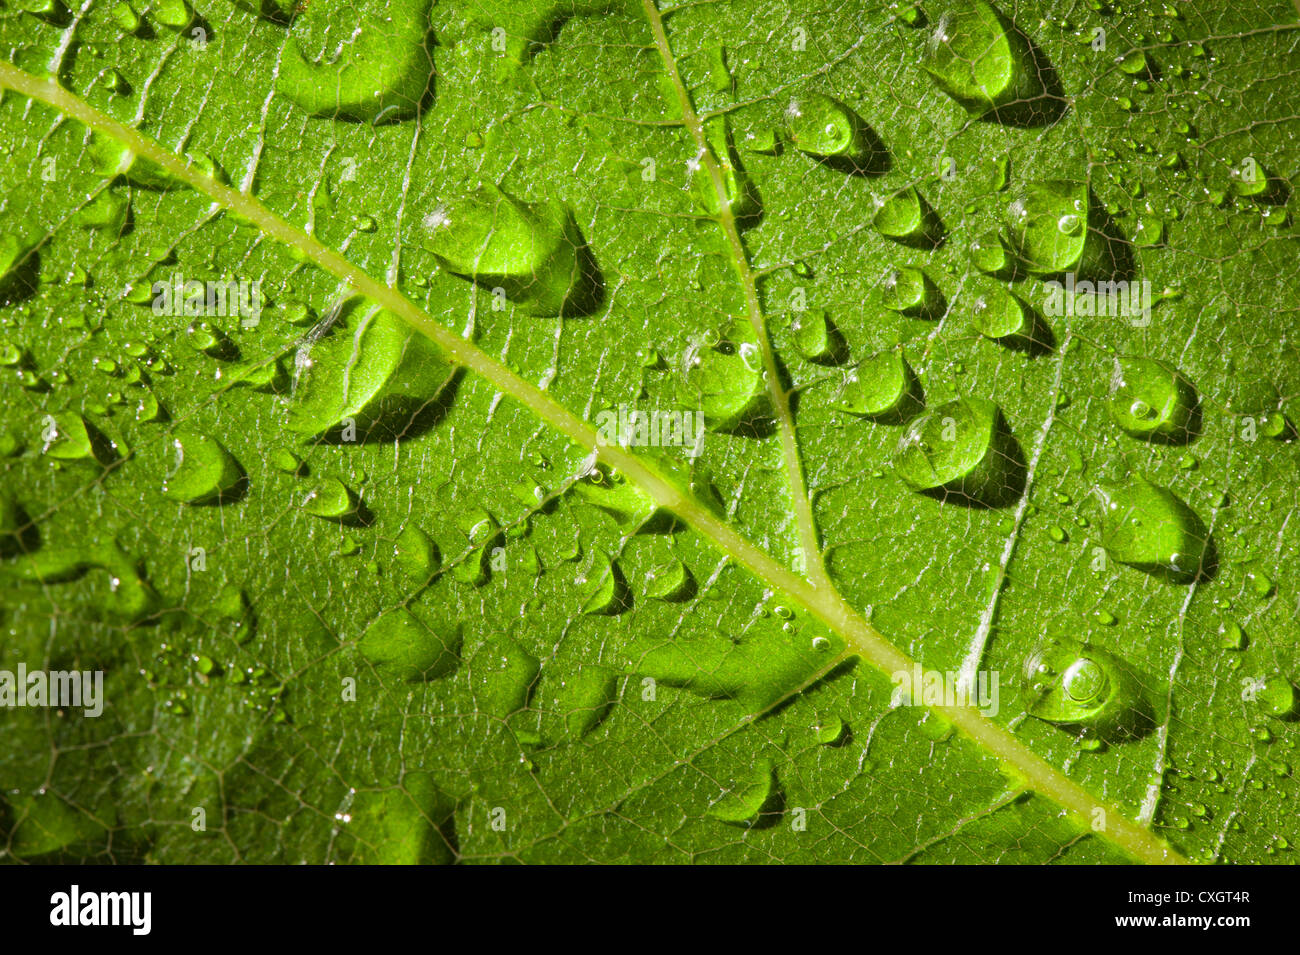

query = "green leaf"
[0,0,1297,865]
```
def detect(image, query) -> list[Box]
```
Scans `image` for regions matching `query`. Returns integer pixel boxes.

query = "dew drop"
[1107,356,1198,443]
[1097,476,1209,582]
[358,608,460,682]
[893,397,1024,505]
[161,430,245,504]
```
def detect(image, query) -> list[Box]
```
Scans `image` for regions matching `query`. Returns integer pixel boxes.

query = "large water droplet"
[421,183,601,316]
[784,93,886,173]
[630,616,843,713]
[970,282,1038,345]
[835,351,921,421]
[873,186,944,247]
[393,524,438,581]
[40,412,96,461]
[288,304,454,439]
[301,476,359,521]
[1254,675,1297,718]
[1003,179,1128,278]
[1098,476,1210,582]
[893,397,1025,505]
[74,190,130,232]
[0,234,39,302]
[342,772,455,865]
[471,637,540,718]
[790,309,847,365]
[636,545,692,596]
[692,116,761,223]
[277,0,435,124]
[1025,639,1150,739]
[88,133,221,191]
[922,1,1062,125]
[358,608,460,682]
[1004,180,1092,274]
[969,229,1013,276]
[679,329,770,433]
[161,430,245,504]
[577,552,630,615]
[881,265,943,317]
[544,664,618,740]
[707,761,776,826]
[1107,356,1199,443]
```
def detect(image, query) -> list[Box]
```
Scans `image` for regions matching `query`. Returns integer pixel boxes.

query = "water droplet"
[1219,621,1246,650]
[970,282,1033,342]
[1025,640,1149,739]
[680,331,770,432]
[881,265,942,317]
[187,320,238,360]
[894,397,1025,505]
[546,664,618,740]
[1005,180,1108,275]
[969,230,1013,276]
[471,637,539,718]
[75,190,130,232]
[578,552,629,616]
[691,115,761,223]
[707,761,774,826]
[1098,476,1209,582]
[359,608,460,682]
[785,93,885,172]
[814,716,845,745]
[835,351,920,421]
[161,430,245,504]
[645,558,693,602]
[301,476,358,521]
[277,1,435,124]
[422,183,600,315]
[1116,49,1150,76]
[894,3,925,27]
[88,133,221,191]
[1107,356,1199,443]
[790,309,847,365]
[873,187,943,246]
[287,305,453,439]
[1255,676,1297,719]
[1131,213,1164,247]
[40,412,95,461]
[922,1,1056,121]
[111,1,142,34]
[1245,565,1275,599]
[392,525,438,581]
